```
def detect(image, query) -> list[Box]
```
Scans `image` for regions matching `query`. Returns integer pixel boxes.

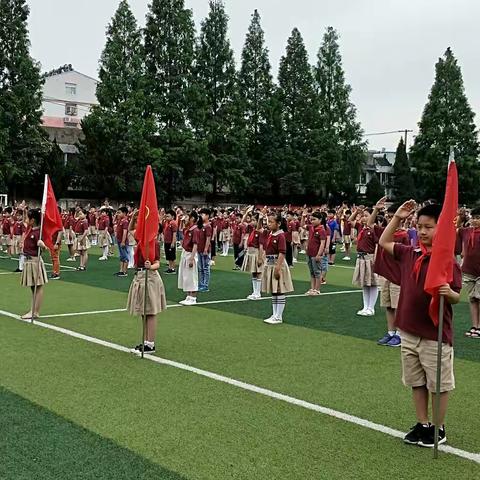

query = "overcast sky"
[27,0,480,150]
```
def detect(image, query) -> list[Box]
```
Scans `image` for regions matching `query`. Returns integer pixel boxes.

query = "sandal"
[465,327,476,337]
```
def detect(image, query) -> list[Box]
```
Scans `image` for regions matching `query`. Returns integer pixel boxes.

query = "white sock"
[251,278,256,295]
[362,287,369,310]
[388,330,396,336]
[276,295,286,319]
[368,286,378,310]
[272,298,277,317]
[254,279,262,296]
[19,254,25,271]
[103,246,109,257]
[145,341,154,348]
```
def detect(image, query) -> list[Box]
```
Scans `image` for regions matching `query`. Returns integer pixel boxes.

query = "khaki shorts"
[343,234,351,244]
[463,273,480,301]
[379,278,400,309]
[399,330,455,393]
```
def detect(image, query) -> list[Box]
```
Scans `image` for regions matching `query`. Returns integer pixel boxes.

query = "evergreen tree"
[410,48,480,203]
[392,137,415,202]
[314,27,366,198]
[277,28,318,195]
[144,0,202,202]
[0,0,51,198]
[195,0,246,197]
[365,174,384,204]
[238,9,274,194]
[80,0,156,198]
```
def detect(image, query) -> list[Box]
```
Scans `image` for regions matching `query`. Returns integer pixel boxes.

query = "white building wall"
[42,71,98,120]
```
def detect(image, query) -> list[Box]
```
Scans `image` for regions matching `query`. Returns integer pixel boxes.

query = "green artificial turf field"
[0,246,479,479]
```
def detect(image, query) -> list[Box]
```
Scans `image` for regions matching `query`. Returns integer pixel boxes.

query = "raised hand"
[374,196,387,210]
[394,200,417,220]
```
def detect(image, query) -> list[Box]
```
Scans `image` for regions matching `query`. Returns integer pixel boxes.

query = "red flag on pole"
[424,152,458,326]
[41,174,63,250]
[135,165,159,263]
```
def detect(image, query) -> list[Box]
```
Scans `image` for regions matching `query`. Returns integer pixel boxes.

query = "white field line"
[38,290,361,319]
[295,260,355,270]
[7,257,77,271]
[0,308,478,465]
[0,268,74,276]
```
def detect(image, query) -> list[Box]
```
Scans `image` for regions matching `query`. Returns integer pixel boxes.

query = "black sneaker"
[165,269,176,274]
[404,423,431,445]
[14,268,22,273]
[130,343,155,354]
[50,273,60,280]
[418,425,446,448]
[115,272,128,277]
[76,266,86,271]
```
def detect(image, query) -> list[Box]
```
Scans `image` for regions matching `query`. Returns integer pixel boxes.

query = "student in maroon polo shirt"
[197,208,213,292]
[74,209,90,271]
[115,207,130,277]
[178,211,201,305]
[458,206,480,338]
[163,209,178,274]
[231,213,245,270]
[379,201,461,448]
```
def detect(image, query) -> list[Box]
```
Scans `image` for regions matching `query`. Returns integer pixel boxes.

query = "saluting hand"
[394,200,416,220]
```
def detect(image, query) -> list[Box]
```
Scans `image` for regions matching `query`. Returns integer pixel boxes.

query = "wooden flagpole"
[433,295,445,458]
[141,206,150,359]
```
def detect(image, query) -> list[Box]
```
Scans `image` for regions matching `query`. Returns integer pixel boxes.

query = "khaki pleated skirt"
[219,229,231,242]
[64,228,74,245]
[74,235,91,251]
[177,249,198,292]
[13,235,23,255]
[98,230,112,247]
[261,259,294,294]
[241,247,264,274]
[292,231,301,245]
[127,231,137,247]
[127,270,167,316]
[21,257,48,287]
[300,228,309,241]
[352,253,378,287]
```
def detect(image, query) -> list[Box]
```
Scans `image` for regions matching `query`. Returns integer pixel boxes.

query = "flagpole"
[433,294,445,458]
[31,174,48,324]
[141,211,149,359]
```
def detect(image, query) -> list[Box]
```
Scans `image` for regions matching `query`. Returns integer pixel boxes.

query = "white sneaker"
[98,256,107,261]
[247,293,261,300]
[264,316,283,325]
[66,257,76,262]
[364,308,375,316]
[343,256,351,261]
[357,308,368,316]
[180,297,197,306]
[293,258,298,263]
[210,260,215,266]
[179,297,192,305]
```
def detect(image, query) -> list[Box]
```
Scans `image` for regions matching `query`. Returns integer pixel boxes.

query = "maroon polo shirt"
[265,231,287,255]
[163,220,178,244]
[197,223,212,253]
[23,228,40,257]
[307,225,327,257]
[460,227,480,277]
[393,243,462,345]
[182,226,199,252]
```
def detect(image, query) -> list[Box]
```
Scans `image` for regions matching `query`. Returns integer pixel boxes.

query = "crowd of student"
[1,197,479,448]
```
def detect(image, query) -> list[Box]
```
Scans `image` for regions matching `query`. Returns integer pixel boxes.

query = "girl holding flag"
[127,166,167,355]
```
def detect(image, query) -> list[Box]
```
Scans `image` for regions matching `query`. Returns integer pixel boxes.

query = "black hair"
[311,211,322,220]
[27,208,41,226]
[269,213,287,232]
[287,210,294,216]
[166,209,176,217]
[387,204,398,214]
[199,207,211,217]
[320,211,328,229]
[189,210,203,229]
[345,209,352,215]
[118,206,128,214]
[471,207,480,217]
[417,204,442,222]
[69,207,76,215]
[327,209,336,214]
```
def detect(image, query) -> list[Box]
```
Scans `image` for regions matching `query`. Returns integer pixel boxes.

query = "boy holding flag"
[379,157,461,449]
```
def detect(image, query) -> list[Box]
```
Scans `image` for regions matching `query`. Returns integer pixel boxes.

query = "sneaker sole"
[418,437,447,448]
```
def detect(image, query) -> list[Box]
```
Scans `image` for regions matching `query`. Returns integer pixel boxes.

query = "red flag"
[41,175,63,251]
[424,155,458,326]
[135,166,159,263]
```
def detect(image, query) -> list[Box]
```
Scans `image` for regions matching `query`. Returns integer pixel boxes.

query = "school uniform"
[219,219,231,242]
[12,221,25,255]
[116,218,130,262]
[63,215,75,246]
[21,227,48,287]
[1,217,13,248]
[74,218,91,251]
[241,228,264,274]
[343,220,352,244]
[127,242,167,316]
[352,223,381,287]
[232,222,245,266]
[163,219,178,262]
[197,222,212,290]
[178,225,199,292]
[459,227,480,301]
[306,225,328,279]
[261,230,294,294]
[97,216,112,247]
[88,213,97,236]
[393,243,462,392]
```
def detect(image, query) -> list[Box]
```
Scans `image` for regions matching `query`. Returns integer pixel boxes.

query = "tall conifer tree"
[0,0,50,197]
[392,137,415,202]
[314,27,366,199]
[410,48,480,203]
[195,0,246,196]
[81,0,155,197]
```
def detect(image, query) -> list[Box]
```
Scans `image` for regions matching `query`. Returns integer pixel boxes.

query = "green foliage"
[80,0,157,198]
[0,0,51,198]
[195,0,246,197]
[365,174,384,204]
[392,137,415,202]
[313,27,366,198]
[144,0,202,203]
[410,48,480,203]
[278,28,318,196]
